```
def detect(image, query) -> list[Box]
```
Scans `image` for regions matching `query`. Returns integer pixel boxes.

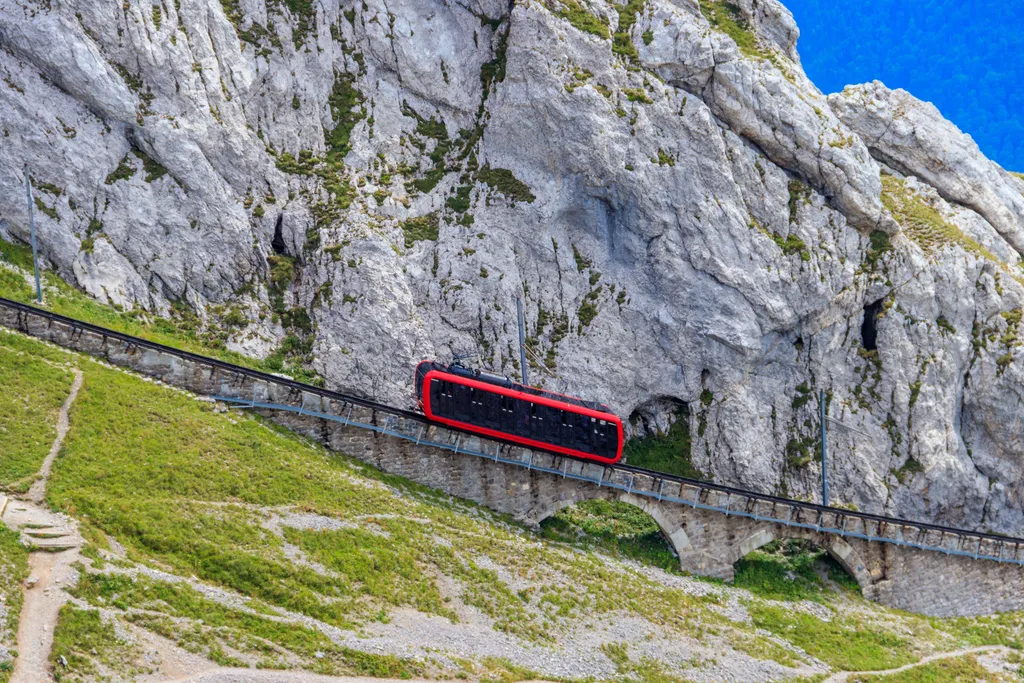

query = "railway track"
[3,294,1024,566]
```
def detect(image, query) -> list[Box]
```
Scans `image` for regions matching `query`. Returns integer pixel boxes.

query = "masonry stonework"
[3,306,1023,618]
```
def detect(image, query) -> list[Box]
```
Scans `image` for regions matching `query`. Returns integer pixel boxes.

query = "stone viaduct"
[2,298,1024,619]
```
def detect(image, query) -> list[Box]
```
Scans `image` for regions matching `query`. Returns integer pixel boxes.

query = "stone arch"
[531,491,692,561]
[729,527,872,593]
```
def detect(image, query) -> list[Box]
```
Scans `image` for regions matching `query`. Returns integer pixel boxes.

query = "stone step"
[25,530,70,539]
[25,536,78,552]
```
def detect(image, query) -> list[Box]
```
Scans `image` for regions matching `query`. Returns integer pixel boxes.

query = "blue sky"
[783,0,1024,172]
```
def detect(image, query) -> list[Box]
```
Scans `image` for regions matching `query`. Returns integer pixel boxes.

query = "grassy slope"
[49,604,142,683]
[0,343,73,489]
[2,248,1024,678]
[849,654,1004,681]
[1,331,1022,680]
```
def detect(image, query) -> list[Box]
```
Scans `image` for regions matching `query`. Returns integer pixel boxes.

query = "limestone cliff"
[2,0,1024,533]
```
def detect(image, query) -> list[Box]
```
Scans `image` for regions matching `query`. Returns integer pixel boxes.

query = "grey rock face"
[1,0,1024,536]
[830,81,1024,256]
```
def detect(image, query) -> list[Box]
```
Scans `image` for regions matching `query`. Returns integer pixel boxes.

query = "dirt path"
[4,368,84,683]
[27,368,83,503]
[823,645,1011,681]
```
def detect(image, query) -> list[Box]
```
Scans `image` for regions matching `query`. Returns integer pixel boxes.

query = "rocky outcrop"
[638,0,896,234]
[830,81,1024,256]
[1,0,1024,536]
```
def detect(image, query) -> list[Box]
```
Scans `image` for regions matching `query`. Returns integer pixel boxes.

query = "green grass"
[698,0,768,60]
[733,539,858,602]
[476,165,536,203]
[613,0,645,60]
[5,327,1024,676]
[50,604,141,681]
[881,175,1001,264]
[73,572,421,675]
[0,526,29,682]
[748,603,920,671]
[0,265,33,301]
[0,340,74,488]
[622,406,705,479]
[553,0,610,40]
[13,329,714,653]
[848,654,1001,681]
[540,499,682,573]
[325,72,365,167]
[401,212,440,247]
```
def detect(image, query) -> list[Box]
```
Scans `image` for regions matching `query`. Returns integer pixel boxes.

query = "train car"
[415,361,623,464]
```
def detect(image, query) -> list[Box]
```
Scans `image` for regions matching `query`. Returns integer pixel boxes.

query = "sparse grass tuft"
[401,211,441,247]
[699,0,770,60]
[882,175,1000,263]
[50,604,142,681]
[476,165,536,203]
[553,0,610,39]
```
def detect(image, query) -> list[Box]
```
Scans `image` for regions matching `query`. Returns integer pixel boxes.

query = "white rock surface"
[2,0,1024,535]
[830,81,1024,256]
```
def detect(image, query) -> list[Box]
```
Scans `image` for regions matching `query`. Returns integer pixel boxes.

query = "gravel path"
[6,368,84,683]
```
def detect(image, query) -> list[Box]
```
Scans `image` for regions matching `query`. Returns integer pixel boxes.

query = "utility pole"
[23,167,42,303]
[820,389,828,507]
[515,297,528,385]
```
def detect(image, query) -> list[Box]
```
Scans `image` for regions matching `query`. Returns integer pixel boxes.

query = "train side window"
[454,383,471,420]
[514,399,530,437]
[578,416,592,446]
[560,411,572,449]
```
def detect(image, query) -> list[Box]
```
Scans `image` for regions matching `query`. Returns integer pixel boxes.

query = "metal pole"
[23,167,42,303]
[820,389,828,507]
[516,297,528,385]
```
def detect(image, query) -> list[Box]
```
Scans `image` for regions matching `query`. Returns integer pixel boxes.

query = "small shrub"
[401,212,440,247]
[553,0,610,39]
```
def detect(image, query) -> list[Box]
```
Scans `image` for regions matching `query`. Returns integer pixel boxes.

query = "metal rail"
[2,295,1023,566]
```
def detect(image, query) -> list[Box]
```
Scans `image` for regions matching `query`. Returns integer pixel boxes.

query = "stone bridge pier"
[4,305,1024,619]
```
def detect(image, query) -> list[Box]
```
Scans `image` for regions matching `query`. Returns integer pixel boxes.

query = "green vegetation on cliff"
[0,238,314,383]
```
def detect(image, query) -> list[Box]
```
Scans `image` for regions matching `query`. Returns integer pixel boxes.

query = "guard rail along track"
[3,295,1024,568]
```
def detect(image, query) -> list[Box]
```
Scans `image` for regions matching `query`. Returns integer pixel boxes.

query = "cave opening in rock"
[623,398,704,479]
[861,299,883,351]
[271,214,287,255]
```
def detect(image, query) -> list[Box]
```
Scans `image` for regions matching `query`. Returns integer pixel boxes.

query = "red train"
[415,361,623,464]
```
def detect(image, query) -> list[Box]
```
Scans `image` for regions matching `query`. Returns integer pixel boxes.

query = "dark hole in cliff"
[861,299,883,351]
[271,214,286,255]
